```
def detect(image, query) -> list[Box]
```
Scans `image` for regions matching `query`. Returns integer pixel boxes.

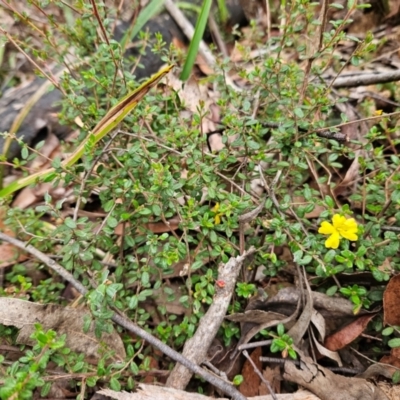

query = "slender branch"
[260,357,363,375]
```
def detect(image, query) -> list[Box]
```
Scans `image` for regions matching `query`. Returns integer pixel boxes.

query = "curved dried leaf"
[384,274,400,326]
[324,314,376,352]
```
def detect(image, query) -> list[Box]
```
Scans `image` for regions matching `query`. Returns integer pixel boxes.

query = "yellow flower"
[318,214,358,249]
[211,203,223,225]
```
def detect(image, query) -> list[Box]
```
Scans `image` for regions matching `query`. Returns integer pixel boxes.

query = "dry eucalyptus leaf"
[380,347,400,370]
[0,242,27,269]
[0,215,28,268]
[239,347,262,397]
[383,274,400,326]
[311,329,342,367]
[260,365,281,396]
[311,310,326,341]
[324,314,376,352]
[287,285,313,346]
[0,298,125,361]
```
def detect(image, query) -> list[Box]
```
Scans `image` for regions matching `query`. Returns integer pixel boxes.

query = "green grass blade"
[216,0,229,24]
[180,0,212,81]
[120,0,165,51]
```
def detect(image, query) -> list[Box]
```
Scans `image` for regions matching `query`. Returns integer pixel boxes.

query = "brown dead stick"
[330,70,400,88]
[166,247,256,390]
[283,355,389,400]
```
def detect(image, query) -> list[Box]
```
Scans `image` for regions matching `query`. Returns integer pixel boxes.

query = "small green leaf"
[64,218,76,229]
[141,271,150,285]
[86,377,98,387]
[139,207,152,215]
[72,361,84,372]
[299,255,312,265]
[392,370,400,384]
[330,2,344,9]
[388,338,400,348]
[294,107,304,118]
[110,377,121,391]
[277,323,285,337]
[326,286,338,296]
[130,361,139,374]
[107,216,119,228]
[21,147,29,159]
[382,327,394,336]
[104,199,115,212]
[152,204,162,216]
[233,375,244,386]
[324,196,335,208]
[324,249,336,263]
[288,348,297,359]
[293,250,303,263]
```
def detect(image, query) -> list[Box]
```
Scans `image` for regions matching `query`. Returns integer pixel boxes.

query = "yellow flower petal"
[341,231,358,241]
[338,217,358,241]
[343,218,357,231]
[211,203,220,213]
[332,214,346,228]
[214,214,221,225]
[325,232,340,249]
[318,221,335,235]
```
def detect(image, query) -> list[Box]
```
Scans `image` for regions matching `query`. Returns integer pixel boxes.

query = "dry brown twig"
[329,70,400,88]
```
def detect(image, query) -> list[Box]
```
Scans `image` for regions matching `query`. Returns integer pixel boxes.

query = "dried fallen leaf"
[0,241,27,268]
[0,210,27,268]
[383,274,400,326]
[260,365,281,396]
[324,314,376,352]
[239,347,262,397]
[0,298,126,361]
